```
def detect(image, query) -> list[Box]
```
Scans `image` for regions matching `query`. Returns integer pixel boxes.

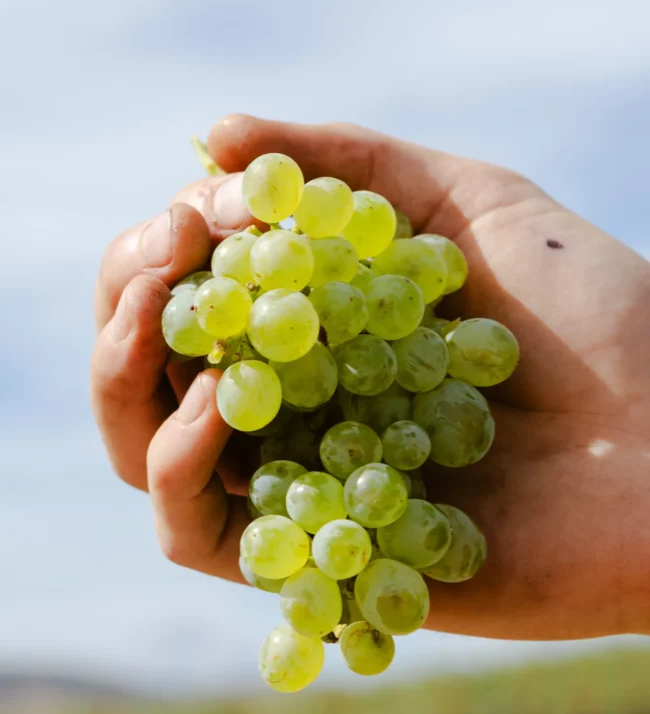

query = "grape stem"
[190,136,226,177]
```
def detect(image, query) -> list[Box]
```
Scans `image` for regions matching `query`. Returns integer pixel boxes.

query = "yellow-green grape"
[170,271,214,296]
[249,460,307,517]
[371,239,447,304]
[350,262,376,292]
[412,378,495,467]
[415,234,468,294]
[342,191,397,259]
[320,421,383,481]
[333,335,397,396]
[312,519,372,580]
[239,555,286,594]
[259,624,324,693]
[248,289,319,362]
[377,499,451,569]
[162,290,216,357]
[240,515,310,579]
[338,382,412,436]
[393,209,413,239]
[217,360,282,432]
[206,335,265,371]
[293,177,355,237]
[354,558,429,636]
[285,471,347,534]
[365,276,425,341]
[193,277,252,339]
[249,229,314,291]
[308,237,358,288]
[445,318,520,387]
[423,504,487,583]
[392,327,449,393]
[211,231,257,286]
[381,421,431,471]
[344,463,408,528]
[339,621,395,675]
[270,343,338,410]
[242,153,304,223]
[309,281,368,345]
[280,567,343,638]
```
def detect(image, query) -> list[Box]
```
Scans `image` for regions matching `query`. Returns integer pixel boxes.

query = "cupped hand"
[90,115,650,640]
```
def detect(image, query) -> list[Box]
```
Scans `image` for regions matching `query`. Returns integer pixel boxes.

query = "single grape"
[415,234,468,294]
[217,360,282,432]
[372,239,447,304]
[412,378,495,467]
[422,504,487,583]
[381,421,431,471]
[249,460,307,517]
[240,515,310,579]
[170,271,214,295]
[344,463,408,528]
[258,624,324,693]
[392,327,449,393]
[162,290,216,357]
[339,621,395,676]
[312,519,372,580]
[248,289,319,362]
[393,209,413,239]
[239,555,286,594]
[193,276,252,339]
[280,567,343,638]
[242,153,304,223]
[308,236,358,288]
[320,421,383,481]
[342,191,397,258]
[377,499,451,569]
[293,177,355,238]
[365,275,425,340]
[445,318,520,387]
[309,282,368,345]
[211,231,257,286]
[354,558,430,636]
[338,382,412,436]
[333,335,397,396]
[286,471,347,534]
[350,262,376,292]
[249,229,314,291]
[270,342,338,410]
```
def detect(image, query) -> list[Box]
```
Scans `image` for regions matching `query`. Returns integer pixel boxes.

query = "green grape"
[445,318,520,387]
[423,504,487,583]
[344,463,408,528]
[354,558,429,636]
[248,289,319,362]
[333,335,397,396]
[270,342,338,410]
[342,191,397,259]
[365,276,425,340]
[371,239,447,304]
[293,177,355,238]
[170,271,214,296]
[339,621,395,676]
[261,420,322,472]
[280,567,343,638]
[377,499,451,569]
[206,335,265,370]
[239,555,285,594]
[381,421,431,471]
[420,311,451,337]
[240,515,310,579]
[249,460,307,517]
[242,153,304,223]
[415,234,468,294]
[320,421,383,481]
[392,327,449,393]
[162,290,216,357]
[249,229,314,291]
[350,262,376,292]
[259,624,324,693]
[412,378,495,467]
[393,209,413,239]
[308,236,358,288]
[312,519,372,580]
[338,382,412,436]
[211,231,257,286]
[285,471,347,534]
[193,276,252,339]
[309,282,368,345]
[248,405,293,438]
[217,360,282,432]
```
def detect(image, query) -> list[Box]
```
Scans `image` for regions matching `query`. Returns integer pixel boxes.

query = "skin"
[90,114,650,641]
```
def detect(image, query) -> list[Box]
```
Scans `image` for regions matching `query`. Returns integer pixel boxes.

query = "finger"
[148,370,249,581]
[90,274,175,491]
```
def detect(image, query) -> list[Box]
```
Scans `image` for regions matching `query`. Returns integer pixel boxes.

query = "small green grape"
[193,276,252,339]
[309,282,368,345]
[392,327,449,393]
[320,421,383,481]
[248,460,307,517]
[333,335,397,396]
[308,236,358,288]
[162,290,216,357]
[250,229,314,291]
[344,463,408,528]
[170,271,214,296]
[365,275,425,340]
[312,519,372,580]
[381,421,431,471]
[211,231,257,287]
[342,191,397,259]
[270,343,338,410]
[280,567,342,638]
[350,262,376,292]
[242,153,304,223]
[240,515,310,579]
[339,621,395,676]
[285,471,347,534]
[293,177,355,238]
[415,234,468,294]
[258,625,324,693]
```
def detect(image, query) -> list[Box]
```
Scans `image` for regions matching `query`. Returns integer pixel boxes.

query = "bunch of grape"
[162,148,520,693]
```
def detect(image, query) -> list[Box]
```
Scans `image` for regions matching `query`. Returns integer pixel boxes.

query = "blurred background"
[1,0,649,712]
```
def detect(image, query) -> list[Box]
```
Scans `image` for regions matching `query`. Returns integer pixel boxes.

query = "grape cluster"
[163,148,520,693]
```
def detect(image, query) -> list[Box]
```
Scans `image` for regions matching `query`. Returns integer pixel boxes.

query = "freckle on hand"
[546,239,564,249]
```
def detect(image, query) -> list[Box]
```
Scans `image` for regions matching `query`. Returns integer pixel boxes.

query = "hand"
[91,115,650,640]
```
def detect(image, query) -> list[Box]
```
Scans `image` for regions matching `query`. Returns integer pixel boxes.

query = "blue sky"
[0,0,648,698]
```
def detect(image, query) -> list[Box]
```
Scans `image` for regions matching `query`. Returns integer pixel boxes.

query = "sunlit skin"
[90,114,650,641]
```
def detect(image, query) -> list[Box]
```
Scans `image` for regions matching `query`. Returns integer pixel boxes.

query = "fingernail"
[212,174,249,228]
[110,286,134,343]
[140,210,173,267]
[177,374,211,425]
